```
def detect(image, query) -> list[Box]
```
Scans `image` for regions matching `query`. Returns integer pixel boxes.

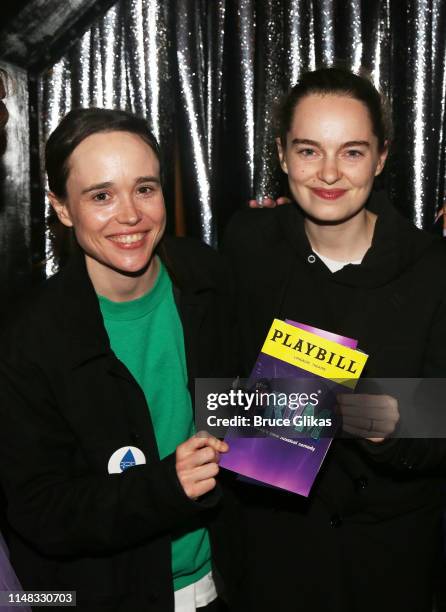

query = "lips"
[108,232,147,249]
[311,188,347,200]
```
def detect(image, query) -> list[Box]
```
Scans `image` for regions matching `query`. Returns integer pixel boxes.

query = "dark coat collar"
[48,236,213,370]
[48,246,111,368]
[276,190,438,289]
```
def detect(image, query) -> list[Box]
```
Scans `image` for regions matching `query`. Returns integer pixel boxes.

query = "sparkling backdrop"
[39,0,446,269]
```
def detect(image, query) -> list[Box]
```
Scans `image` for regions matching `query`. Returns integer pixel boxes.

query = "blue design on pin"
[120,448,136,471]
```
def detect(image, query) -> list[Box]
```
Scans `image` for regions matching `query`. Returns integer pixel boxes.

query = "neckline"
[312,248,363,272]
[98,259,170,321]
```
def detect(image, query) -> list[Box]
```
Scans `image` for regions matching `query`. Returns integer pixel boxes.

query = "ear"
[276,137,288,174]
[375,141,389,177]
[48,192,74,228]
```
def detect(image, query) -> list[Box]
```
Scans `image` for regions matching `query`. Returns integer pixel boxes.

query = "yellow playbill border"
[261,319,368,389]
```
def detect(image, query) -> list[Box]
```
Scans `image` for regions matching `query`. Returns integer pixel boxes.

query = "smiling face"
[277,94,388,224]
[49,131,166,296]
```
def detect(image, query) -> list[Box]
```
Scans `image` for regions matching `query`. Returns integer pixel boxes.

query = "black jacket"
[223,192,446,612]
[0,236,242,611]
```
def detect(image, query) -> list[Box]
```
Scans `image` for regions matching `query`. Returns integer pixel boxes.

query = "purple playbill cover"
[285,319,358,349]
[220,319,367,496]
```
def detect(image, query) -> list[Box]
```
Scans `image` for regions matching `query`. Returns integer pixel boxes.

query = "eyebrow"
[81,176,160,194]
[291,138,370,148]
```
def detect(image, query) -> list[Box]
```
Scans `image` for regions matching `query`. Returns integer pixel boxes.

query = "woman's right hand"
[175,432,229,500]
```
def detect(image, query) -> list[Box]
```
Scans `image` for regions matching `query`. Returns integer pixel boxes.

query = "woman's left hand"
[336,393,399,443]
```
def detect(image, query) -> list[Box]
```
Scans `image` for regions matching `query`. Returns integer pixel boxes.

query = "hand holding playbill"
[337,393,399,443]
[175,433,229,499]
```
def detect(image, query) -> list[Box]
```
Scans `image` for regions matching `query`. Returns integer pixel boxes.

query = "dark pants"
[200,598,228,611]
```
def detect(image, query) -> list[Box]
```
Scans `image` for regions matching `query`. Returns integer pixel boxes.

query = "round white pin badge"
[107,446,146,474]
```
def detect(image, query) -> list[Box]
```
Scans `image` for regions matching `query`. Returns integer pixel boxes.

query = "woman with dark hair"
[224,67,446,611]
[0,107,242,611]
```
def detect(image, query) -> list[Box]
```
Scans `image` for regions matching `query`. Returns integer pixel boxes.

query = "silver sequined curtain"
[39,0,446,261]
[0,62,31,302]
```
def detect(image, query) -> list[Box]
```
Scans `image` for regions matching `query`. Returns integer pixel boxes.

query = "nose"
[318,155,341,185]
[116,195,142,226]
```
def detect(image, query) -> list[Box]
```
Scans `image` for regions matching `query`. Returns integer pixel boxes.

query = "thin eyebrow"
[135,176,160,185]
[291,138,320,147]
[81,181,113,195]
[342,140,370,148]
[81,176,160,194]
[291,138,370,148]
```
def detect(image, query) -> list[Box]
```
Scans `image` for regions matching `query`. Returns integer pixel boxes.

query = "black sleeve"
[358,438,446,475]
[359,294,446,474]
[0,355,220,558]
